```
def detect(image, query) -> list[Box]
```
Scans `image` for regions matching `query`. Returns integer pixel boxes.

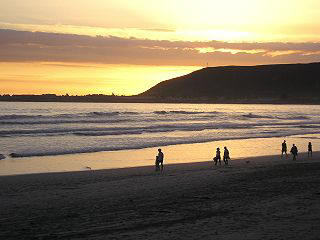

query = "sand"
[2,134,319,176]
[1,153,320,240]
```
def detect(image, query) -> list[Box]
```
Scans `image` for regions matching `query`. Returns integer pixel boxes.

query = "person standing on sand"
[290,144,298,161]
[281,140,288,158]
[308,142,312,157]
[157,148,164,172]
[213,148,221,165]
[223,147,230,165]
[155,155,160,171]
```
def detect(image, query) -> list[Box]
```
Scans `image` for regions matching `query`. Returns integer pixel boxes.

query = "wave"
[0,111,140,121]
[8,130,316,158]
[0,114,43,120]
[153,110,219,115]
[170,111,204,114]
[0,115,215,126]
[2,103,320,160]
[7,136,257,158]
[0,119,129,125]
[86,111,120,117]
[242,113,310,120]
[74,130,144,136]
[278,115,310,120]
[296,124,320,129]
[242,113,274,119]
[0,122,255,137]
[153,111,168,114]
[2,120,320,137]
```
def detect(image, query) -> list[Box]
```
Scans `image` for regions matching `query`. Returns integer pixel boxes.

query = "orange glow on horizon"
[0,62,199,96]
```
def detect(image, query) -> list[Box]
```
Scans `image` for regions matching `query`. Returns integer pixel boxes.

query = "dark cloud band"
[1,29,320,66]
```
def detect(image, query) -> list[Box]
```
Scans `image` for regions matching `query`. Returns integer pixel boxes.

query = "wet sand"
[1,134,319,176]
[1,153,320,239]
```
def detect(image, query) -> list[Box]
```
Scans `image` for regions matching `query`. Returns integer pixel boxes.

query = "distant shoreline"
[1,96,320,105]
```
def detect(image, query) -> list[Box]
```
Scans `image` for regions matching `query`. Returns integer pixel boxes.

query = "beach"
[1,102,320,176]
[1,102,320,239]
[1,134,319,176]
[3,1,320,239]
[1,152,320,239]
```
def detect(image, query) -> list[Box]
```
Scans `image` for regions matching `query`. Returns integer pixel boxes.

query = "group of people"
[155,140,314,172]
[213,146,230,165]
[281,140,313,160]
[154,146,231,172]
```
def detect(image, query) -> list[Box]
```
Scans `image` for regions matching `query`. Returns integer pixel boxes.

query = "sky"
[1,0,320,95]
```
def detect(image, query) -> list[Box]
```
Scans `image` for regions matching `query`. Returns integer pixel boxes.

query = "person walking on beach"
[290,144,298,161]
[281,140,288,158]
[157,148,164,172]
[308,142,312,157]
[223,146,230,165]
[213,147,221,165]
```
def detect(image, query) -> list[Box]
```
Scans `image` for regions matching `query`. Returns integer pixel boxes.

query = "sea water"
[1,102,320,175]
[1,102,320,157]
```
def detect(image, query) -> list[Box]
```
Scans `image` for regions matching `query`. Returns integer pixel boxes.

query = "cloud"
[1,29,320,66]
[139,28,175,32]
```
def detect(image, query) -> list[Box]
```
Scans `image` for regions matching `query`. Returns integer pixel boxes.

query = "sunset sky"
[1,0,320,95]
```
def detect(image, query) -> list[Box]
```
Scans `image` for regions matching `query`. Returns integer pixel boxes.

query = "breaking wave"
[153,110,219,115]
[242,113,310,120]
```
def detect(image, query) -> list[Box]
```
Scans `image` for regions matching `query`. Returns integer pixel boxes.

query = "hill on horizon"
[140,62,320,101]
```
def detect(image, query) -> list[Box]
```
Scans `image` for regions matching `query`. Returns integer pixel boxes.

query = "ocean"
[1,102,320,159]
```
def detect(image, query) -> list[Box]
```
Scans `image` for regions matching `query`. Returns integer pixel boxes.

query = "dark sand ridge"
[1,153,320,239]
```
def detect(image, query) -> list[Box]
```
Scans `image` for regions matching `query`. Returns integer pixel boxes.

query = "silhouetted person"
[290,144,298,161]
[308,142,312,157]
[213,148,221,165]
[281,140,287,158]
[155,155,160,172]
[157,148,164,172]
[223,147,230,165]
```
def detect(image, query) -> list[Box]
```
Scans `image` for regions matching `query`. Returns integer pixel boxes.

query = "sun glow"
[1,0,320,95]
[2,21,320,43]
[196,47,265,55]
[0,62,199,95]
[0,22,258,42]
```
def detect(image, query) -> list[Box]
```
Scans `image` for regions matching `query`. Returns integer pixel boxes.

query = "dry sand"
[1,153,320,240]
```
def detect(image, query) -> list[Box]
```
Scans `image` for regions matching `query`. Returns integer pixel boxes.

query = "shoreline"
[0,150,318,178]
[2,99,320,105]
[1,152,319,239]
[4,131,320,159]
[0,151,318,178]
[1,134,319,176]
